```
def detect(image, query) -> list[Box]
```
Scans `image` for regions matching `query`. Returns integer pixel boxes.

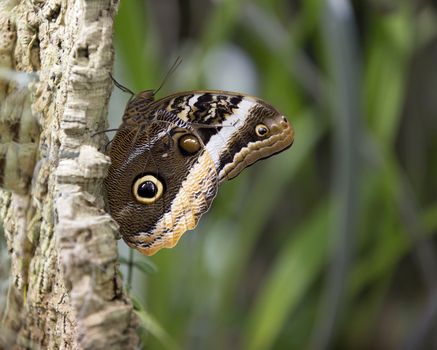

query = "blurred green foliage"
[113,1,437,349]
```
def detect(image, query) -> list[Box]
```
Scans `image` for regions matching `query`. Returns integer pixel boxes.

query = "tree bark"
[0,0,138,349]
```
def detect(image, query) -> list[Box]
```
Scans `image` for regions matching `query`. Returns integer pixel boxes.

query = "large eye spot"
[255,123,269,138]
[132,175,164,204]
[178,134,201,155]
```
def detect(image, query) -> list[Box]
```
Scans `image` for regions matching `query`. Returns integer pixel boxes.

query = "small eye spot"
[178,134,201,155]
[133,175,164,204]
[255,124,269,137]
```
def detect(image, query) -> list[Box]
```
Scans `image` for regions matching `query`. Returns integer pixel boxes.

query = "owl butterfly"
[105,87,294,256]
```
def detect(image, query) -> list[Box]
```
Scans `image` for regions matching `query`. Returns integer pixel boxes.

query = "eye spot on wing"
[255,123,269,138]
[132,175,164,204]
[178,134,202,155]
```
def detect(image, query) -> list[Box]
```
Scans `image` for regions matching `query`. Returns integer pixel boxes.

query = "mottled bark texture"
[0,0,138,349]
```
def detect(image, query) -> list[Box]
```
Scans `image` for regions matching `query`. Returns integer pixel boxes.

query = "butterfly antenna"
[104,139,114,153]
[154,56,183,96]
[109,73,135,97]
[91,128,120,137]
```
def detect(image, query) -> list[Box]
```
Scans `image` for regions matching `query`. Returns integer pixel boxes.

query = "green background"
[111,1,437,349]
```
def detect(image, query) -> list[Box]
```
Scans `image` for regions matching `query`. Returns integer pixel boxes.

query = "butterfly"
[104,87,294,256]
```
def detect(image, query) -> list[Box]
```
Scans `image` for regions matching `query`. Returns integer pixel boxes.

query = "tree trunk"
[0,0,138,348]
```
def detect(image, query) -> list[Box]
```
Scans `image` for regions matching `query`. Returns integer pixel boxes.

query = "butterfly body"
[105,90,294,255]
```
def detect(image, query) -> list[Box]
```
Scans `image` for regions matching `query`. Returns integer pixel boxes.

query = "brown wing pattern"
[105,90,294,255]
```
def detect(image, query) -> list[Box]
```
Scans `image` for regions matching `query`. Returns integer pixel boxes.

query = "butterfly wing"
[152,91,294,182]
[141,143,218,255]
[106,91,294,256]
[105,110,219,255]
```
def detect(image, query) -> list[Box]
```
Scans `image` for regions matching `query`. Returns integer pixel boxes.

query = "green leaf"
[133,259,158,275]
[243,203,331,350]
[131,295,179,350]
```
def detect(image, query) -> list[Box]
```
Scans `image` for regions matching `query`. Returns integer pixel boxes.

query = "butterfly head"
[122,90,156,124]
[134,89,155,104]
